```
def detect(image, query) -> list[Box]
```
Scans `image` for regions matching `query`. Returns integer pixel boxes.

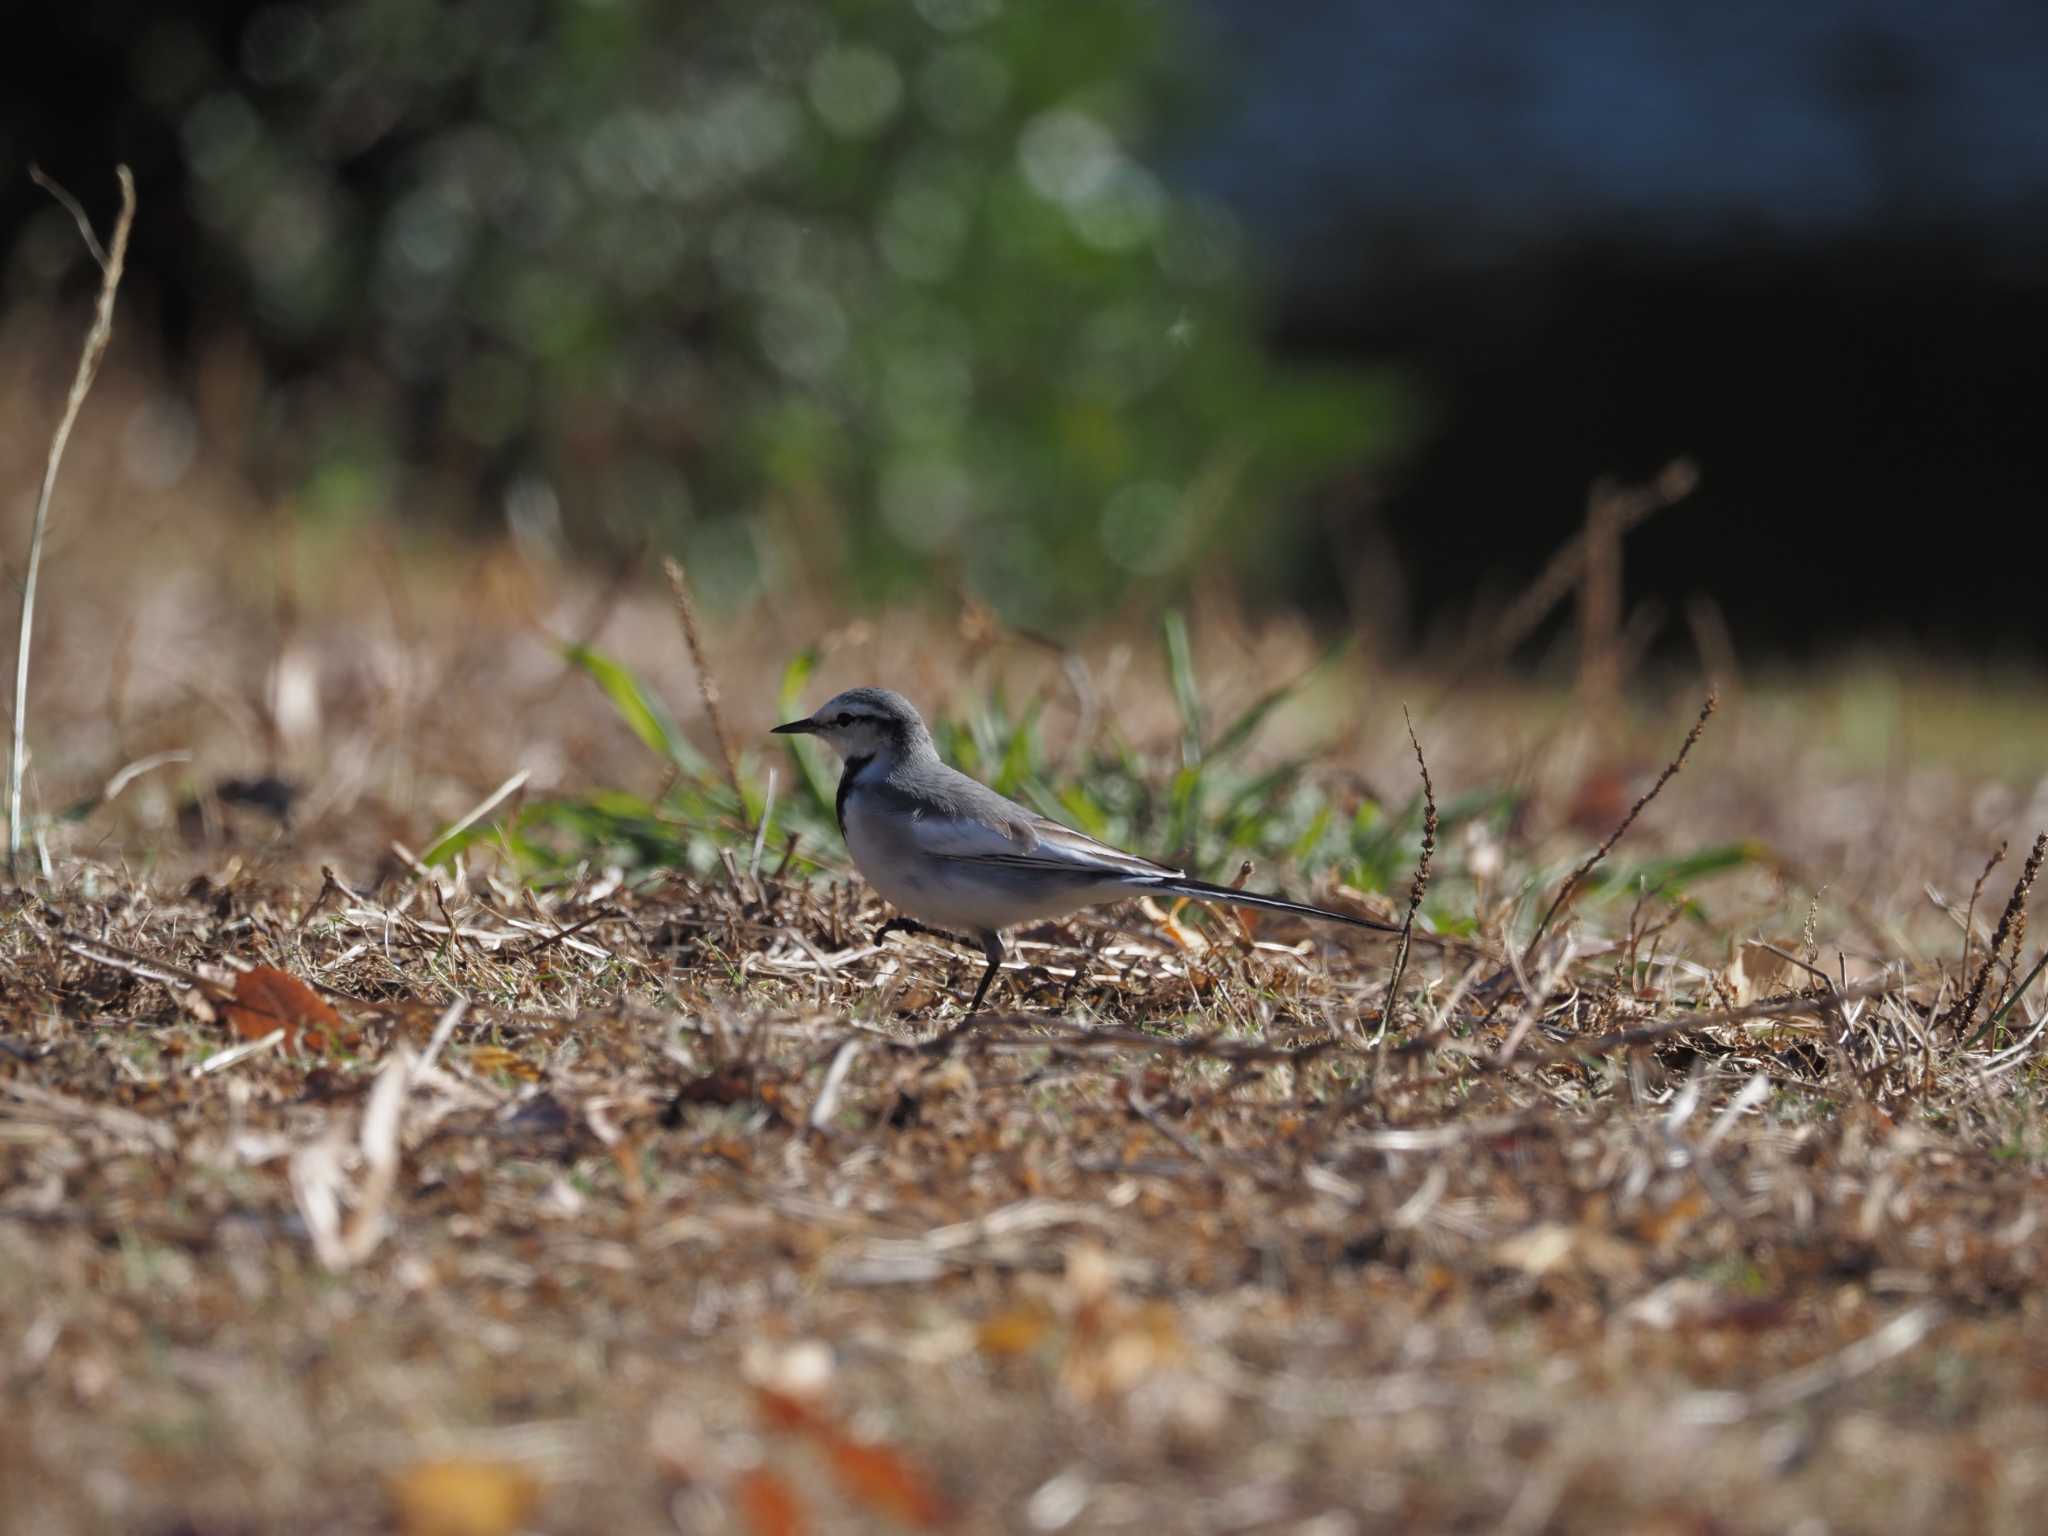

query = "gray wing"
[874,766,1181,883]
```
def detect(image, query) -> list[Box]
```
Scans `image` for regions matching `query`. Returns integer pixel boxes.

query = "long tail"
[1146,875,1404,934]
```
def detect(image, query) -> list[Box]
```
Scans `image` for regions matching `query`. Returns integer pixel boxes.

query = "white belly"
[840,794,1118,935]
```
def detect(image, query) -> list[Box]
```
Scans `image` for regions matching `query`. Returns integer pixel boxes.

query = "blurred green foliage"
[144,0,1419,623]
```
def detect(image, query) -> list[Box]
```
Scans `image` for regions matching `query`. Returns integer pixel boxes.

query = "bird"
[773,686,1402,1013]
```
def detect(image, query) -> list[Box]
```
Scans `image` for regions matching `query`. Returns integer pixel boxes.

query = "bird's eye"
[834,713,854,727]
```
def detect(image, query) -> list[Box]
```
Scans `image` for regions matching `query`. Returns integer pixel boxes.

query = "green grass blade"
[994,700,1044,797]
[1048,779,1110,840]
[564,644,706,774]
[778,647,817,719]
[1972,947,2048,1046]
[1289,803,1333,866]
[1208,633,1351,765]
[1598,841,1761,897]
[776,647,836,821]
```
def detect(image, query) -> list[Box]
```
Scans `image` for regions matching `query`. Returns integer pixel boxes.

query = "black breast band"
[835,755,873,835]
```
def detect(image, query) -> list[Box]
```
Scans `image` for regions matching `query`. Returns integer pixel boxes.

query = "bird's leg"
[966,932,1005,1014]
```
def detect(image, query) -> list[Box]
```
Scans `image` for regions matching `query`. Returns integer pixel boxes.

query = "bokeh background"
[11,0,2047,660]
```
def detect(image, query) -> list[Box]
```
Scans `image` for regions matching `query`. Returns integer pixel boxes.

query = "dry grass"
[8,826,2048,1536]
[6,353,2048,1534]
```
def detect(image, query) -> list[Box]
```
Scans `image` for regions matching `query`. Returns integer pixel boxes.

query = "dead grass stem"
[662,554,747,824]
[1377,706,1437,1035]
[8,166,135,878]
[1943,830,2046,1038]
[1446,458,1697,686]
[1524,689,1719,961]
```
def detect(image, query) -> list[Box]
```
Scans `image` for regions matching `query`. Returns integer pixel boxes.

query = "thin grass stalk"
[1971,946,2048,1051]
[1373,707,1437,1044]
[1960,839,2007,988]
[1950,833,2048,1040]
[662,554,747,826]
[9,167,135,878]
[1522,689,1718,963]
[1442,458,1697,688]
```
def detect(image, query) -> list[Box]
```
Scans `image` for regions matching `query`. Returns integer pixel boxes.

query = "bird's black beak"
[771,717,817,735]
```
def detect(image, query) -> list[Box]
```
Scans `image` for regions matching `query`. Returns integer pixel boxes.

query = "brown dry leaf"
[467,1044,539,1080]
[386,1458,541,1536]
[977,1302,1056,1357]
[710,1137,755,1170]
[1566,763,1637,836]
[675,1067,758,1106]
[227,964,348,1053]
[1634,1190,1709,1249]
[609,1135,648,1209]
[673,1066,792,1122]
[823,1435,952,1530]
[755,1385,825,1436]
[734,1467,809,1536]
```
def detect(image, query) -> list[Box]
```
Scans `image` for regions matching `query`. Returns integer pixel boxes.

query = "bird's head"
[772,686,931,761]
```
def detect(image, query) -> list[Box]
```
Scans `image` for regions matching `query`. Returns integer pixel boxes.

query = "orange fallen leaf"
[823,1436,951,1530]
[977,1303,1056,1358]
[227,965,348,1053]
[609,1135,647,1209]
[734,1467,808,1536]
[386,1458,541,1536]
[709,1137,755,1170]
[752,1386,950,1529]
[1633,1190,1708,1248]
[755,1386,824,1436]
[467,1045,539,1080]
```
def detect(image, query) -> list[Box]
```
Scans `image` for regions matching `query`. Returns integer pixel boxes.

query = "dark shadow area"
[1277,234,2048,658]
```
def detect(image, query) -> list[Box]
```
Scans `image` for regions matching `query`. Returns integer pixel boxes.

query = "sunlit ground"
[6,357,2048,1534]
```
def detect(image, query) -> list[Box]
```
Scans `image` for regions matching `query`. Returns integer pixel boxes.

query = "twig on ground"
[1496,935,1580,1066]
[417,995,471,1075]
[806,1038,860,1133]
[1676,1304,1943,1424]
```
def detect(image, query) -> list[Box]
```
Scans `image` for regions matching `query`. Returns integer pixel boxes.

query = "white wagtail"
[773,686,1401,1012]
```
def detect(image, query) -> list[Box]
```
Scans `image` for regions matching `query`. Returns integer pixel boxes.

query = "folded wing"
[909,801,1181,884]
